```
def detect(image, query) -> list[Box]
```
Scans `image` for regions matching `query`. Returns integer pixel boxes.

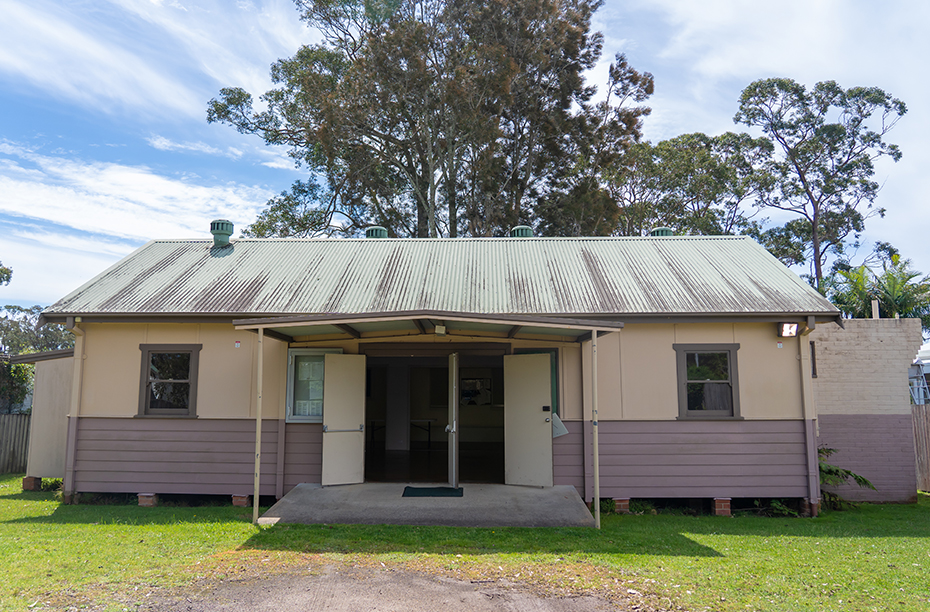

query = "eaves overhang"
[232,310,624,344]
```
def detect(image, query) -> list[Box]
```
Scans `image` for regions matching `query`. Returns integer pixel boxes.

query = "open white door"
[504,353,553,487]
[447,352,459,488]
[321,354,366,486]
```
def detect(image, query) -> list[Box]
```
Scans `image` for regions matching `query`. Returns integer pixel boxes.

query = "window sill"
[134,414,199,419]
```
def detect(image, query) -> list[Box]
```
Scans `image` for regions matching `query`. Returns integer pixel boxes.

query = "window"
[674,344,740,419]
[138,344,201,417]
[286,348,342,423]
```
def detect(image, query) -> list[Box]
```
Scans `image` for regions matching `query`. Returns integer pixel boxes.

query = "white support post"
[252,328,264,525]
[591,330,601,529]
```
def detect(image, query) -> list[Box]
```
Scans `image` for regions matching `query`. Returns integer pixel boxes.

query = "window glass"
[148,352,191,411]
[685,351,732,412]
[686,352,728,381]
[150,352,191,381]
[293,354,325,418]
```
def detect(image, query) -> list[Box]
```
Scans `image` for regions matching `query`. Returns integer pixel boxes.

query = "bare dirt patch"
[141,564,626,611]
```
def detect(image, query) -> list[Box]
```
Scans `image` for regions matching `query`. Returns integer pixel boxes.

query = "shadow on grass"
[234,493,930,558]
[2,495,261,526]
[238,519,725,558]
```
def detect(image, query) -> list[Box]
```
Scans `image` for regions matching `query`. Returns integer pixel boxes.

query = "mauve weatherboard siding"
[817,413,918,503]
[73,418,279,496]
[553,422,585,492]
[283,422,323,491]
[570,420,808,500]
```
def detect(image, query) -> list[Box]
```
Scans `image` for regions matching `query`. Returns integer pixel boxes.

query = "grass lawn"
[2,473,928,612]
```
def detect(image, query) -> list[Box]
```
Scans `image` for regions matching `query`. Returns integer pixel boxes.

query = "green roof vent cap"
[649,227,673,237]
[366,226,388,239]
[210,219,233,247]
[510,225,533,238]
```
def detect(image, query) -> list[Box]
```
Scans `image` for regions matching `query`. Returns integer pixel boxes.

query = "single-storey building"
[30,223,841,517]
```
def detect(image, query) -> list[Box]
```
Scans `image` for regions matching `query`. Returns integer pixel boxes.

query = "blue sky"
[1,0,928,307]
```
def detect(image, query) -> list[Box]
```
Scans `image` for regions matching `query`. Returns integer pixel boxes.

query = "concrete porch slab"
[259,483,595,528]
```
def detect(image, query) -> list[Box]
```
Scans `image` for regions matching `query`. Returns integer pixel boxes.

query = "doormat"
[402,486,463,498]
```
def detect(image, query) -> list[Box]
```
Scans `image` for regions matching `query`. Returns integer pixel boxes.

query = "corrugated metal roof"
[44,236,838,318]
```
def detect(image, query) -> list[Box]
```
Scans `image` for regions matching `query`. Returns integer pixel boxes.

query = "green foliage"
[825,254,930,332]
[0,360,31,413]
[818,447,876,511]
[609,132,773,237]
[0,261,10,286]
[40,478,62,493]
[747,498,799,518]
[0,305,74,414]
[0,305,74,354]
[734,78,906,290]
[628,498,655,514]
[210,0,653,238]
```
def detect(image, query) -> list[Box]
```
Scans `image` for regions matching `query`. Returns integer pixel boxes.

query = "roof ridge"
[151,235,750,243]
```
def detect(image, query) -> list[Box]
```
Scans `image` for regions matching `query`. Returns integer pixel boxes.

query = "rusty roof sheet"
[44,236,838,318]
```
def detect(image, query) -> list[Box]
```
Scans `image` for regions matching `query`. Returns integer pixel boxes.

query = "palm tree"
[827,258,930,332]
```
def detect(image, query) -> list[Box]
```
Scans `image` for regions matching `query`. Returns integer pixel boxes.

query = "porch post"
[252,327,264,524]
[591,330,601,529]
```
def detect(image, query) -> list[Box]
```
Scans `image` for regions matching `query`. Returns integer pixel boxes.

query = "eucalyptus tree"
[208,0,652,238]
[734,78,906,290]
[590,131,771,237]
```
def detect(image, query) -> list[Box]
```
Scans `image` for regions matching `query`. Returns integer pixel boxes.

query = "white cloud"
[0,140,276,303]
[147,135,243,159]
[0,1,316,120]
[0,142,271,242]
[0,1,204,118]
[597,0,930,275]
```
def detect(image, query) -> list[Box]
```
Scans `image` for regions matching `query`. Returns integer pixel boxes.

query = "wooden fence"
[0,413,30,473]
[915,405,930,493]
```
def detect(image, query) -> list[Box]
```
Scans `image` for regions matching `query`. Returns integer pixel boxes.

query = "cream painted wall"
[560,345,583,421]
[26,357,73,478]
[76,321,807,422]
[79,323,287,419]
[80,323,146,417]
[735,323,804,419]
[579,322,807,421]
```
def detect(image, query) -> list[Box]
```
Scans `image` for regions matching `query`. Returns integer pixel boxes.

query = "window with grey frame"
[138,344,202,417]
[673,344,740,419]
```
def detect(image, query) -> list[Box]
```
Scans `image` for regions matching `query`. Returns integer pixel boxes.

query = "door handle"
[545,418,551,423]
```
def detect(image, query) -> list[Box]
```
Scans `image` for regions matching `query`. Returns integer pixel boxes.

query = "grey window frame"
[673,343,741,420]
[138,344,202,418]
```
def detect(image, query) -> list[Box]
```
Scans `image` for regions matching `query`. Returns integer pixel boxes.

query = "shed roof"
[43,235,838,320]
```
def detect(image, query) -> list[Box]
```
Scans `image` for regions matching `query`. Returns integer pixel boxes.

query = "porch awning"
[232,310,623,343]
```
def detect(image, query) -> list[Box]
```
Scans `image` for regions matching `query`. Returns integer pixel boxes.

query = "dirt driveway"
[143,565,631,611]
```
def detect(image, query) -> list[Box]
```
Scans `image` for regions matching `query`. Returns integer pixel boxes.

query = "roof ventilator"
[366,226,388,239]
[510,225,533,238]
[649,227,673,237]
[210,219,234,247]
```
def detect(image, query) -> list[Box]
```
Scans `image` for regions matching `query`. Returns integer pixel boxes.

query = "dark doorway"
[364,353,504,483]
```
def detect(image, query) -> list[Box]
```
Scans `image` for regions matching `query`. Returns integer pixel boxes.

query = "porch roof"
[233,310,623,343]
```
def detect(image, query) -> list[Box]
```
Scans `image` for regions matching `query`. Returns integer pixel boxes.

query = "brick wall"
[811,318,921,416]
[811,318,922,502]
[817,414,918,503]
